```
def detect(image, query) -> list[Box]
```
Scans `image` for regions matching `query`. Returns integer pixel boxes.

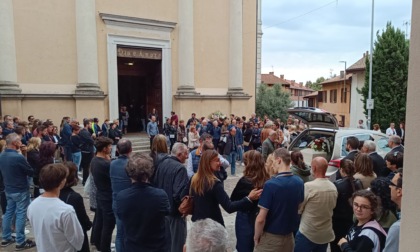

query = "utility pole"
[367,0,374,130]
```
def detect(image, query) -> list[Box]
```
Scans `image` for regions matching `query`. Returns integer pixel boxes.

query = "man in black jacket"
[363,140,388,177]
[223,127,240,176]
[152,142,189,252]
[79,119,95,185]
[336,136,360,180]
[387,135,404,154]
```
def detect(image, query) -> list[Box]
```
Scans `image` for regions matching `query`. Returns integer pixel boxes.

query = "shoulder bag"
[178,187,194,217]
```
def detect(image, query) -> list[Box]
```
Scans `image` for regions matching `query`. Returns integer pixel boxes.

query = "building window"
[341,88,347,103]
[340,115,345,127]
[330,89,337,103]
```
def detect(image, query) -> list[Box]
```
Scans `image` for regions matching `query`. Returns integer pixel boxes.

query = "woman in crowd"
[338,190,387,251]
[243,122,253,152]
[290,150,311,183]
[27,137,42,198]
[210,120,221,151]
[90,137,114,252]
[330,159,363,252]
[163,118,171,147]
[370,178,398,232]
[354,153,377,189]
[188,126,200,150]
[150,134,169,170]
[60,162,92,252]
[108,122,122,159]
[38,141,57,195]
[373,124,381,132]
[190,150,262,227]
[70,123,82,172]
[177,119,187,144]
[289,125,299,143]
[230,150,269,252]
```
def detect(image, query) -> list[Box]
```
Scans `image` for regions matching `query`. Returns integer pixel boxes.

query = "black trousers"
[92,197,115,252]
[81,152,94,185]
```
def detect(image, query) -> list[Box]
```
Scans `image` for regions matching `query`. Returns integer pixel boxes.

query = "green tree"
[358,22,409,130]
[305,77,325,91]
[256,84,293,121]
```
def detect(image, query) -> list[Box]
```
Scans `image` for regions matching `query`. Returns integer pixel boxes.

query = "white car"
[287,107,390,179]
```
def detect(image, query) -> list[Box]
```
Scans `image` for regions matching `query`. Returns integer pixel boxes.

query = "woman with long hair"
[290,150,311,183]
[27,137,42,198]
[338,190,387,251]
[354,153,377,189]
[190,150,262,227]
[330,159,363,252]
[370,178,398,232]
[38,141,57,195]
[231,150,269,252]
[59,162,92,252]
[149,134,169,181]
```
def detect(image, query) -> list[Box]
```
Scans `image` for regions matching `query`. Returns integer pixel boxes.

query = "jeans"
[93,197,116,252]
[237,145,244,163]
[114,210,125,252]
[227,151,238,175]
[111,145,117,159]
[72,151,82,171]
[64,145,73,162]
[294,231,328,252]
[235,211,255,252]
[2,191,30,244]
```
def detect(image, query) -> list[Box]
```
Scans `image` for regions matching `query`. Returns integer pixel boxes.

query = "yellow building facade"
[0,0,260,128]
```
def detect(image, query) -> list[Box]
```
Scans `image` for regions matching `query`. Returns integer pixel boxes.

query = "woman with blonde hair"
[190,150,262,227]
[354,153,377,189]
[188,126,200,150]
[231,150,270,251]
[27,137,42,197]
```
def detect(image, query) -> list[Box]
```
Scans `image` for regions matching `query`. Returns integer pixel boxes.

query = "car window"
[341,134,373,157]
[377,137,391,152]
[289,130,335,161]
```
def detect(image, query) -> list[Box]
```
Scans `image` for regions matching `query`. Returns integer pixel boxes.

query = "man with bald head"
[294,157,338,252]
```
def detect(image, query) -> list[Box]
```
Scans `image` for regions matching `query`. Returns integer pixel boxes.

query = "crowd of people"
[0,112,405,252]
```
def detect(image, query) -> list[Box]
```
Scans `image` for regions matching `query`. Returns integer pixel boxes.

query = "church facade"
[0,0,262,127]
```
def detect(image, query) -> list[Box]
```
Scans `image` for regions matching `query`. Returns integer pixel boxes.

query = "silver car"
[287,107,390,179]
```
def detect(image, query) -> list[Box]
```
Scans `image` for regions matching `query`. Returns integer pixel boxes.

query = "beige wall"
[318,81,351,127]
[4,0,257,125]
[400,0,420,250]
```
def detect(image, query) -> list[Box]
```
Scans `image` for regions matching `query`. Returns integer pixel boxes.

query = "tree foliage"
[256,84,293,121]
[358,22,409,130]
[305,77,325,91]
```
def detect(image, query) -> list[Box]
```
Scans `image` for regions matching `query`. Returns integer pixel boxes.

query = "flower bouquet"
[309,138,328,152]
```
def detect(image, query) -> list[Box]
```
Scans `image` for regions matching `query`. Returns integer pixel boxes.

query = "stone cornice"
[99,13,177,32]
[0,93,107,100]
[174,94,252,100]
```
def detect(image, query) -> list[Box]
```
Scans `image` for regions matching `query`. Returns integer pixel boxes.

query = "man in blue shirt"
[147,116,159,149]
[254,148,304,252]
[110,139,132,252]
[0,133,36,249]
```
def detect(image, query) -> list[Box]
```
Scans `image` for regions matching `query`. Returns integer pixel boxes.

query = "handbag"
[243,141,250,147]
[183,136,188,143]
[178,187,194,217]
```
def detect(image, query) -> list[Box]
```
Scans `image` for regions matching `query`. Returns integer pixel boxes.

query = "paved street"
[0,164,245,252]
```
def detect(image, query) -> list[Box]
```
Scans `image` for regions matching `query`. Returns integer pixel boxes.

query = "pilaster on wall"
[0,0,21,94]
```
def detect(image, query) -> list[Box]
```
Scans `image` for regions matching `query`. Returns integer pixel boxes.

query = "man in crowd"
[384,168,403,252]
[116,153,170,251]
[261,130,277,162]
[387,135,404,154]
[187,113,199,128]
[153,143,189,252]
[0,133,36,249]
[254,148,304,251]
[27,163,84,251]
[147,115,159,148]
[357,119,365,129]
[294,157,338,252]
[170,111,179,126]
[185,218,229,252]
[223,127,239,176]
[110,139,133,252]
[79,119,95,185]
[3,120,15,137]
[362,140,388,177]
[59,116,73,162]
[386,122,396,136]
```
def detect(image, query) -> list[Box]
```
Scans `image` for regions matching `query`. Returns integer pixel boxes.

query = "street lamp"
[339,60,347,100]
[367,0,375,129]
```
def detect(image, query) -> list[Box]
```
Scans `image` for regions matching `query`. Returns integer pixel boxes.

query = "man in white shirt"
[386,122,397,136]
[28,163,84,252]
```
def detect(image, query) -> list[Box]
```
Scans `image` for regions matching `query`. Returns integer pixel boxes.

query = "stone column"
[75,0,103,95]
[0,0,21,93]
[228,0,244,95]
[256,0,263,88]
[176,0,199,95]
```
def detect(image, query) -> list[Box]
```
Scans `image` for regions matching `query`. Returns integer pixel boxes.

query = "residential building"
[347,52,369,128]
[0,0,260,130]
[261,72,314,107]
[317,72,351,127]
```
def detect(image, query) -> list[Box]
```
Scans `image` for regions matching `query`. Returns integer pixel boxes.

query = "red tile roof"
[347,51,369,73]
[261,72,313,91]
[320,74,352,85]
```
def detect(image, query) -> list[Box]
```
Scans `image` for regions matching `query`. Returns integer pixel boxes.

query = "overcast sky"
[261,0,413,83]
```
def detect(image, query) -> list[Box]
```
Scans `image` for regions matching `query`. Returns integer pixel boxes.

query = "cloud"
[261,0,412,82]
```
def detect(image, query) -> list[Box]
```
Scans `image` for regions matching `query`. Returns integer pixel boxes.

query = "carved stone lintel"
[75,83,104,95]
[176,85,200,96]
[0,81,22,94]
